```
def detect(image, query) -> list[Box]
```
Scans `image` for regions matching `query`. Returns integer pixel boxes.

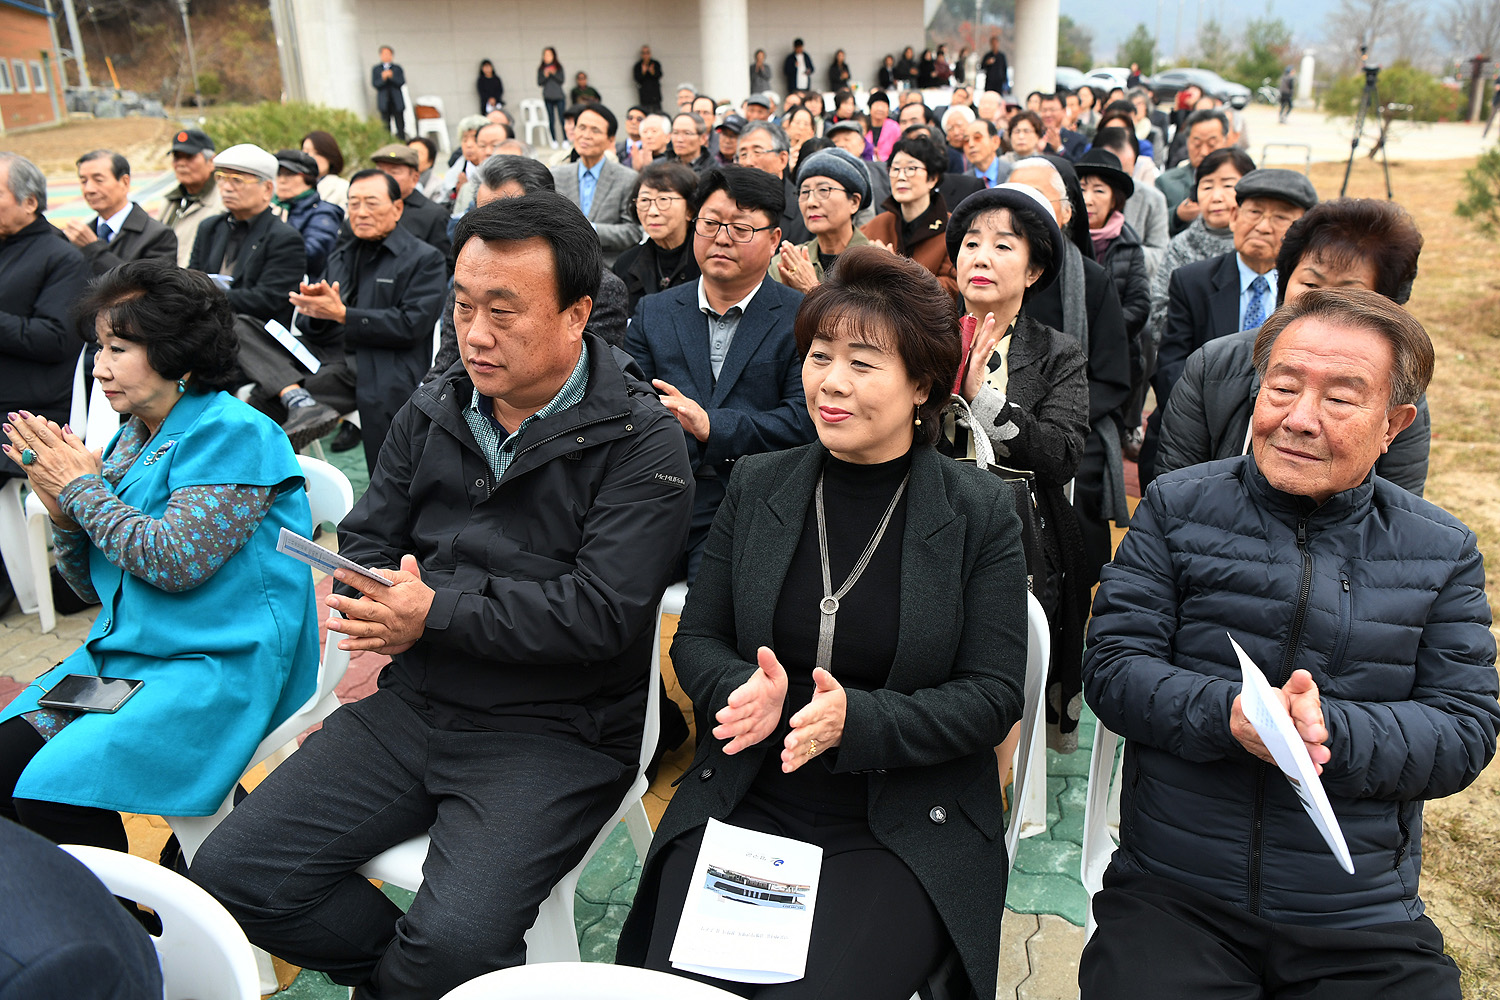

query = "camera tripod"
[1340,65,1394,199]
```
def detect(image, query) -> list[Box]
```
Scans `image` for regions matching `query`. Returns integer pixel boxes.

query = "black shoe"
[282,403,342,450]
[330,422,362,453]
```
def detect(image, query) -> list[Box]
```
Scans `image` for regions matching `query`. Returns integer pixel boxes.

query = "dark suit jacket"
[1022,251,1132,426]
[187,207,306,328]
[78,203,177,275]
[1153,249,1243,406]
[623,276,814,524]
[371,62,405,114]
[1046,127,1089,162]
[399,189,450,261]
[938,172,985,213]
[615,443,1028,1000]
[783,50,814,91]
[551,159,642,259]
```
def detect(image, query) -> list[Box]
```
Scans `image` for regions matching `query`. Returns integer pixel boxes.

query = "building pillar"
[288,0,364,113]
[699,0,748,104]
[1297,50,1315,105]
[1013,0,1059,100]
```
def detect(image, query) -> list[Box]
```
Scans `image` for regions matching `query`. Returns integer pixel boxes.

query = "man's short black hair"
[1092,126,1138,160]
[475,154,555,195]
[409,136,438,165]
[1185,109,1230,136]
[575,103,619,138]
[453,192,602,311]
[349,168,401,201]
[1027,90,1045,103]
[694,165,785,227]
[76,149,130,179]
[1040,92,1065,107]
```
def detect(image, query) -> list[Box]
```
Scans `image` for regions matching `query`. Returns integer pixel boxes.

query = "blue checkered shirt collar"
[463,341,590,487]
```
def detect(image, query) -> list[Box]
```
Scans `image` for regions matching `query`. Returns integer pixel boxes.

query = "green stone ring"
[20,448,36,466]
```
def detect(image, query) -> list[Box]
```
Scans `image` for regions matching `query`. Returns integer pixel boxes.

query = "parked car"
[1086,67,1139,94]
[1150,67,1252,108]
[1056,67,1088,93]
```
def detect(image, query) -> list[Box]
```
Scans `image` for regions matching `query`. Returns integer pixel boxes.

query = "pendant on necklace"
[820,596,839,615]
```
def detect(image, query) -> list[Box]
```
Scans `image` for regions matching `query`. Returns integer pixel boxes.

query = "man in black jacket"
[287,170,446,468]
[633,45,663,112]
[370,143,450,261]
[64,150,177,274]
[186,143,306,329]
[1155,198,1432,494]
[371,45,406,140]
[1082,289,1498,999]
[192,192,693,1000]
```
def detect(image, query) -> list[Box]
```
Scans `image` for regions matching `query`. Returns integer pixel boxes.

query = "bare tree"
[1324,0,1433,71]
[1442,0,1500,61]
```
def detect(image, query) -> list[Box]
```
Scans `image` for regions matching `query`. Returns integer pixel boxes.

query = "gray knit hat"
[795,148,872,212]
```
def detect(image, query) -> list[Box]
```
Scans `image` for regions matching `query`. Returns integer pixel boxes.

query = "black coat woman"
[617,247,1028,1000]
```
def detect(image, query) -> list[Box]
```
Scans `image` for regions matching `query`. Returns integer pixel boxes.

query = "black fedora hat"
[1073,148,1135,201]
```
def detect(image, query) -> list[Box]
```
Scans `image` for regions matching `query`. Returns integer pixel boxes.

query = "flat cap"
[274,148,318,179]
[370,143,420,168]
[1234,168,1318,211]
[825,120,864,139]
[744,94,773,109]
[170,127,215,155]
[212,143,277,181]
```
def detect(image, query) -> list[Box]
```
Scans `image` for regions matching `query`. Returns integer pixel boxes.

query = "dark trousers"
[545,98,565,140]
[1070,430,1113,588]
[235,321,351,419]
[382,109,407,141]
[0,716,128,851]
[642,794,948,1000]
[1081,869,1461,1000]
[189,690,633,1000]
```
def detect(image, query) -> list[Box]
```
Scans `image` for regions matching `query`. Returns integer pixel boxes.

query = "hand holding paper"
[1232,668,1330,774]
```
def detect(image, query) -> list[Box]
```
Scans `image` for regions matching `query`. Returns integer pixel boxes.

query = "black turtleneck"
[650,238,692,292]
[757,447,912,815]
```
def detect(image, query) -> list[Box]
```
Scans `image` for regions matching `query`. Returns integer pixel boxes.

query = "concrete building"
[270,0,1057,148]
[0,0,65,132]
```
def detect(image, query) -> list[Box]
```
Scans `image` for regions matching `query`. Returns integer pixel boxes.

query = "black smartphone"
[37,674,145,714]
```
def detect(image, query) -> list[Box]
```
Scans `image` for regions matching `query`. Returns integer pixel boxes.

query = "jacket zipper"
[1250,515,1314,915]
[503,410,631,478]
[1329,576,1351,673]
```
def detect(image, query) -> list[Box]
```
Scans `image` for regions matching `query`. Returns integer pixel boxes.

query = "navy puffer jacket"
[1085,456,1498,928]
[280,190,344,280]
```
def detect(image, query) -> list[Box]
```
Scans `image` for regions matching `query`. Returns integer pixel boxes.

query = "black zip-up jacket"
[1086,456,1498,927]
[337,334,694,764]
[0,216,86,427]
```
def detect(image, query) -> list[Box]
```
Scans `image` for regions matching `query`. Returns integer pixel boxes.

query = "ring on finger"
[20,448,37,466]
[806,738,818,757]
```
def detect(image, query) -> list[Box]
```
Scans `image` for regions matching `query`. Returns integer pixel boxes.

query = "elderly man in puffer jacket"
[1081,288,1499,999]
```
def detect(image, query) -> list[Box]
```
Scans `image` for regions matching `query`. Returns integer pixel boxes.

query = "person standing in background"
[828,49,852,92]
[1278,66,1296,124]
[371,46,407,140]
[635,45,664,112]
[750,49,773,95]
[477,59,505,114]
[537,47,566,143]
[980,34,1008,95]
[784,38,815,94]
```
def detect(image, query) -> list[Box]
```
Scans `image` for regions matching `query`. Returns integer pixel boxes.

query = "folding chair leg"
[0,481,39,615]
[622,799,654,862]
[24,502,55,633]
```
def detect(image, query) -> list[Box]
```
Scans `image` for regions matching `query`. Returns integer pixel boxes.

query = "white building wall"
[293,0,922,147]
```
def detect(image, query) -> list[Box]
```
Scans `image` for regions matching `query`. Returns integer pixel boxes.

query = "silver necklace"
[814,468,910,672]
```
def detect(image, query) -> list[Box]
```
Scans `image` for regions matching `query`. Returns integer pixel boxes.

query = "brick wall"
[0,4,64,131]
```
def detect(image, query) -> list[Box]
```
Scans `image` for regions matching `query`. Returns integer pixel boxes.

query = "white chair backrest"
[60,844,260,1000]
[68,348,88,431]
[1081,720,1122,941]
[296,455,355,530]
[440,961,745,1000]
[1005,592,1052,869]
[85,377,123,451]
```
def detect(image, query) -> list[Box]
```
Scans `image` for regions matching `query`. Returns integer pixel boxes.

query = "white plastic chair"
[9,363,120,633]
[440,962,744,999]
[415,94,450,154]
[1006,592,1052,869]
[60,843,260,1000]
[1080,719,1123,941]
[520,98,551,148]
[399,83,418,140]
[165,455,355,864]
[359,599,668,962]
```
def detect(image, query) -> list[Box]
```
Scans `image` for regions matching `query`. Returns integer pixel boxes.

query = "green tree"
[1195,18,1236,75]
[1116,23,1157,74]
[1058,15,1095,71]
[1322,60,1465,121]
[1455,147,1500,236]
[1232,18,1294,88]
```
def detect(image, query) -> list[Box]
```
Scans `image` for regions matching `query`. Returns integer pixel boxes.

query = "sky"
[1063,0,1360,69]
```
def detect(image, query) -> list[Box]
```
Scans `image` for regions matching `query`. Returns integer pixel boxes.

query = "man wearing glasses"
[550,104,641,265]
[734,120,809,244]
[185,143,306,330]
[669,112,713,174]
[624,166,814,582]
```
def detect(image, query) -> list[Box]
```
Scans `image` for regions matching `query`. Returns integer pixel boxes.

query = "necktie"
[1244,274,1269,330]
[579,169,597,217]
[97,219,113,242]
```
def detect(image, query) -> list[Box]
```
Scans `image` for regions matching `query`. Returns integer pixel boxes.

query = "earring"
[914,416,922,427]
[176,378,186,393]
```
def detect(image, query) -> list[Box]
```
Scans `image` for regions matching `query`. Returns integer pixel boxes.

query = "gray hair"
[1010,156,1067,202]
[495,138,532,157]
[474,154,555,195]
[642,113,674,134]
[674,111,707,136]
[0,152,47,213]
[739,120,790,155]
[941,105,976,129]
[675,82,698,96]
[457,114,490,139]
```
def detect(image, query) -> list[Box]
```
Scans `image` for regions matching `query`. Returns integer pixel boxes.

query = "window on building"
[12,60,29,93]
[0,61,12,94]
[29,61,46,92]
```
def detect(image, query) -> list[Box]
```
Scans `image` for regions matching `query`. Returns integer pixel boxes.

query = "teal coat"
[0,390,319,816]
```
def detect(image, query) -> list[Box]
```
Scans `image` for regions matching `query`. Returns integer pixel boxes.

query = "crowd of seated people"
[0,53,1493,1000]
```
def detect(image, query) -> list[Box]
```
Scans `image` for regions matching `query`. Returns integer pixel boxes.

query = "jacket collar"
[114,389,218,495]
[1240,453,1375,528]
[877,192,949,253]
[2,214,61,245]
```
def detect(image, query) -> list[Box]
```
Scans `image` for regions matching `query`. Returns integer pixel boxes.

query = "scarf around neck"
[1089,211,1125,258]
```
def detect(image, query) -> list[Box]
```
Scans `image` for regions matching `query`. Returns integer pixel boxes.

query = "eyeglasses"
[626,113,645,122]
[670,129,704,138]
[214,171,263,188]
[692,217,774,242]
[797,184,849,201]
[636,195,684,211]
[736,146,780,161]
[1236,205,1300,228]
[888,165,926,178]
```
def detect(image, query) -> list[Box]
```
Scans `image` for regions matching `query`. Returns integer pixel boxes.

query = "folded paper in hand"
[670,818,824,984]
[1229,635,1355,874]
[275,528,391,589]
[264,318,321,374]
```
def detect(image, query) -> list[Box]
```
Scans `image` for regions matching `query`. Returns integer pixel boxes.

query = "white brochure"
[275,528,391,589]
[670,818,824,984]
[1229,635,1355,874]
[264,318,321,374]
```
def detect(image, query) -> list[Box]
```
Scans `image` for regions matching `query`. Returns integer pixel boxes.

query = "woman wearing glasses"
[861,137,959,300]
[617,246,1028,1000]
[771,149,872,293]
[614,161,702,311]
